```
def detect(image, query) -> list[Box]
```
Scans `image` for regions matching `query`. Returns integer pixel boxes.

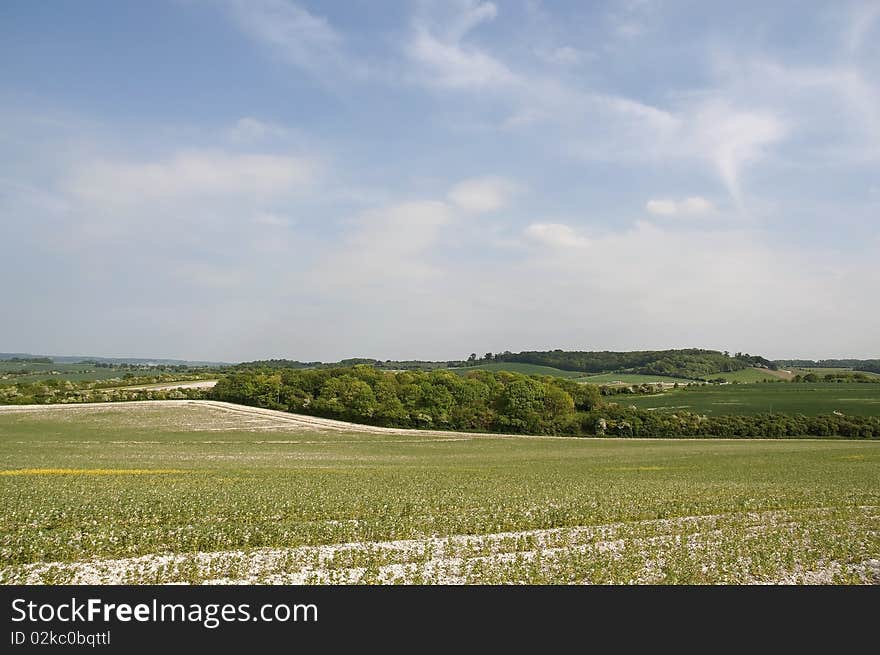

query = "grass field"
[1,401,877,584]
[628,382,880,416]
[576,372,694,384]
[714,368,793,383]
[0,361,126,384]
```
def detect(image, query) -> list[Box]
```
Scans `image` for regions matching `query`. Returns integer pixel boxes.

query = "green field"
[0,361,126,384]
[1,402,877,584]
[628,382,880,416]
[577,372,694,384]
[713,368,792,383]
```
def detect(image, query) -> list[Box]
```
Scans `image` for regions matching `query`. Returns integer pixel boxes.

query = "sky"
[1,0,878,362]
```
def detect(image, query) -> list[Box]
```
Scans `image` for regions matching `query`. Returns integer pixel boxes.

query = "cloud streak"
[66,150,316,208]
[2,2,878,360]
[225,0,369,81]
[646,197,714,217]
[448,176,518,213]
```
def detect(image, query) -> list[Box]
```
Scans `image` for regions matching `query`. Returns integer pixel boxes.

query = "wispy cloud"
[689,103,786,207]
[448,176,518,213]
[524,222,590,248]
[227,117,295,144]
[401,3,787,206]
[407,2,517,89]
[3,1,879,359]
[225,0,368,81]
[534,45,591,66]
[312,200,454,293]
[646,197,714,217]
[847,1,880,53]
[67,149,316,209]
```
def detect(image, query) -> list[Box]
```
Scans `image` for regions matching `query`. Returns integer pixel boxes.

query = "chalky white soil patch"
[117,380,219,391]
[4,506,877,585]
[0,400,554,440]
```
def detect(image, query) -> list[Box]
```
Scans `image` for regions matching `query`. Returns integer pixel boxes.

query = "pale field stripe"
[114,380,219,391]
[0,468,187,476]
[4,506,876,585]
[0,400,561,439]
[0,399,867,442]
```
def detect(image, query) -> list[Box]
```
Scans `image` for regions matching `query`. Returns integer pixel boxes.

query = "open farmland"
[628,382,880,416]
[714,368,794,383]
[0,361,127,384]
[576,372,694,385]
[1,401,877,585]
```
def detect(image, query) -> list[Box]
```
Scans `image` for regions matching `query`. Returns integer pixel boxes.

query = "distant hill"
[775,359,880,374]
[237,349,775,382]
[0,353,229,367]
[489,349,773,380]
[0,353,40,361]
[234,358,459,371]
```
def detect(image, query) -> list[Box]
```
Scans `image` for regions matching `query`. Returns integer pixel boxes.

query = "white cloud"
[847,2,880,53]
[681,196,713,214]
[67,150,316,208]
[615,21,645,39]
[227,117,292,143]
[646,196,714,216]
[225,0,368,80]
[295,216,879,360]
[313,200,454,292]
[710,53,880,160]
[356,200,452,253]
[690,103,786,206]
[448,176,518,213]
[535,46,589,66]
[397,1,786,207]
[524,222,590,248]
[406,1,517,89]
[645,199,676,215]
[407,28,518,89]
[172,263,250,291]
[401,4,800,206]
[446,1,498,41]
[607,0,654,40]
[252,211,292,227]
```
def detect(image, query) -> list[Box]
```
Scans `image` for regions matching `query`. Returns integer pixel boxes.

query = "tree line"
[792,372,880,383]
[778,359,880,374]
[211,366,600,434]
[232,348,784,381]
[488,349,773,379]
[0,374,214,404]
[209,366,878,439]
[2,357,54,364]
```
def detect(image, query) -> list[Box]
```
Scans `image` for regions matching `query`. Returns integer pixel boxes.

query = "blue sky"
[1,0,878,361]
